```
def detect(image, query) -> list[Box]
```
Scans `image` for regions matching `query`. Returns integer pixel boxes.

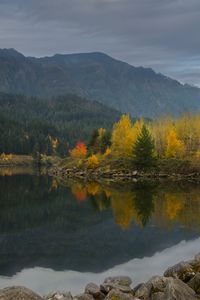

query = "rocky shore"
[49,165,200,181]
[1,253,200,300]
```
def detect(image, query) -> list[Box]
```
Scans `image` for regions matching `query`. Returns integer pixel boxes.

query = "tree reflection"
[133,182,156,227]
[61,179,200,231]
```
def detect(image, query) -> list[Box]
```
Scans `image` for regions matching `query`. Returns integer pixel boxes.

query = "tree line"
[69,113,200,169]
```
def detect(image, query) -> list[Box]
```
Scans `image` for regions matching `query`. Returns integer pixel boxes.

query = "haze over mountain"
[0,48,200,117]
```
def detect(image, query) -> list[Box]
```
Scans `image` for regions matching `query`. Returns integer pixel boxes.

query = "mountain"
[0,48,200,117]
[0,92,120,155]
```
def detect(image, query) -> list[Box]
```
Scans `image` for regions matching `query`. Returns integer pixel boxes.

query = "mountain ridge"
[0,48,200,117]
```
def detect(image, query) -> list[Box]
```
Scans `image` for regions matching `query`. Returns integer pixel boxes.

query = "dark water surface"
[0,169,200,295]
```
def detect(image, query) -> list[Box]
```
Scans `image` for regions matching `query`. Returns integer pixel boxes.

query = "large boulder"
[164,261,195,282]
[134,276,199,300]
[0,286,43,300]
[100,276,132,294]
[188,273,200,294]
[85,283,105,300]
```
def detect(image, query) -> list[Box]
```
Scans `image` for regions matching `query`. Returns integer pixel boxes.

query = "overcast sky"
[0,0,200,86]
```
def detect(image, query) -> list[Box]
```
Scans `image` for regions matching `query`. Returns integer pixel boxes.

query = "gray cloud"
[0,0,200,85]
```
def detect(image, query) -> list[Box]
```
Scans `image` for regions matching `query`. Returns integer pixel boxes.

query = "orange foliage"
[70,142,87,159]
[71,183,87,202]
[75,190,87,202]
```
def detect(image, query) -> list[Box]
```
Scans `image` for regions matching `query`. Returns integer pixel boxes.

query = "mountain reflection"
[0,173,200,276]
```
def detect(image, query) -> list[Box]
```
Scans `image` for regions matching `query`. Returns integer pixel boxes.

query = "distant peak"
[0,48,24,58]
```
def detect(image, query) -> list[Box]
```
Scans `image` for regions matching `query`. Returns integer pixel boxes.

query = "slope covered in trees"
[1,48,200,117]
[0,92,120,156]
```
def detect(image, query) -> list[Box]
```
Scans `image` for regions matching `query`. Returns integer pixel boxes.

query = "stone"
[151,291,164,300]
[153,277,198,300]
[101,276,132,295]
[133,283,151,300]
[100,283,132,295]
[134,276,199,300]
[73,293,94,300]
[46,292,73,300]
[188,272,200,294]
[103,276,132,287]
[164,261,195,282]
[0,286,43,300]
[85,283,105,299]
[105,289,134,300]
[85,284,100,296]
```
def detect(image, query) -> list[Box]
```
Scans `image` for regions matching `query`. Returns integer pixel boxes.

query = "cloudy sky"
[0,0,200,86]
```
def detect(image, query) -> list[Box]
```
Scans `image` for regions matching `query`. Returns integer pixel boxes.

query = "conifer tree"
[133,124,156,169]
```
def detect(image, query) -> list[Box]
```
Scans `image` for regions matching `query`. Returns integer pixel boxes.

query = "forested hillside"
[0,93,120,156]
[1,48,200,117]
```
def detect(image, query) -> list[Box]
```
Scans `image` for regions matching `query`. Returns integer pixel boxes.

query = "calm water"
[0,169,200,295]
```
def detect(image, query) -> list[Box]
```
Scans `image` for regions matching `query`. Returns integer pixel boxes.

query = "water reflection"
[0,237,199,295]
[0,173,200,294]
[61,178,200,231]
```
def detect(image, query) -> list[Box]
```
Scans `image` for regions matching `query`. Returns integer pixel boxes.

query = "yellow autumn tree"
[87,154,99,169]
[175,114,199,156]
[111,114,134,158]
[98,128,106,140]
[132,118,144,154]
[151,116,174,158]
[165,128,185,158]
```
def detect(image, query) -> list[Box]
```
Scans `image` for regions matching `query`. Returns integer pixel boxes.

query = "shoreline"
[1,253,200,299]
[49,165,200,182]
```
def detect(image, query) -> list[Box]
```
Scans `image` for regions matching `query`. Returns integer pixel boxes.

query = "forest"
[0,92,120,157]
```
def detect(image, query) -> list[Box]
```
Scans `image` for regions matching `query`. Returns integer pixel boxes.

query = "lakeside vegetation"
[58,113,200,175]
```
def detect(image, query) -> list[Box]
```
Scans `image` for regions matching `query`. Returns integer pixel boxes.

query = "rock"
[103,276,132,287]
[0,286,43,300]
[134,276,198,300]
[164,261,195,282]
[85,283,100,296]
[195,253,200,262]
[101,283,132,294]
[73,293,94,300]
[188,273,200,294]
[190,255,200,273]
[105,289,135,300]
[132,171,138,176]
[154,277,198,300]
[100,276,132,295]
[85,283,105,299]
[151,291,164,300]
[133,282,151,300]
[45,292,73,300]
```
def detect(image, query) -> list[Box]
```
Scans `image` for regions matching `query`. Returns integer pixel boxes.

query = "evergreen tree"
[99,130,111,154]
[133,124,156,169]
[88,129,99,154]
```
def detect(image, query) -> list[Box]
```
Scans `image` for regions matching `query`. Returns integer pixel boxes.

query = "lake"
[0,169,200,295]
